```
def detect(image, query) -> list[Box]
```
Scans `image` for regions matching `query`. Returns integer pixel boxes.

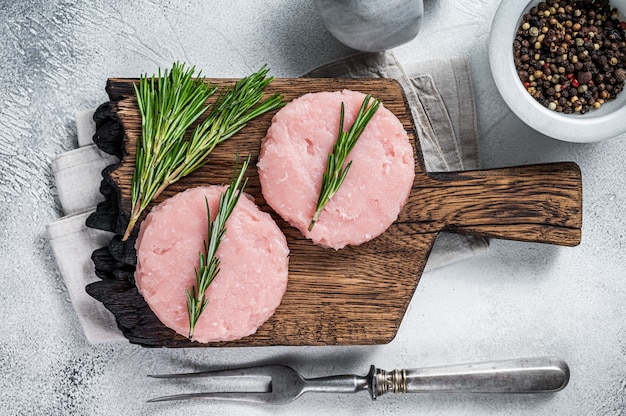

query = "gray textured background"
[1,0,625,415]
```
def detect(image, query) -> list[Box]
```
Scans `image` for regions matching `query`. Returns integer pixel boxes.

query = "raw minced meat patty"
[257,89,415,249]
[134,186,289,343]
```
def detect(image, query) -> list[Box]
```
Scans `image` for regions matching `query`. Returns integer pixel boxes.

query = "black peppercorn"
[578,70,593,84]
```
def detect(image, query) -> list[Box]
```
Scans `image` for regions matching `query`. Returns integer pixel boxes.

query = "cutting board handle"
[407,162,582,246]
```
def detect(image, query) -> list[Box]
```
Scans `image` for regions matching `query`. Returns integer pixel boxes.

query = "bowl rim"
[489,0,626,142]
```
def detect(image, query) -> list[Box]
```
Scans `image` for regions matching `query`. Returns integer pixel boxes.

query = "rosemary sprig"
[123,63,284,240]
[186,154,250,339]
[308,95,380,231]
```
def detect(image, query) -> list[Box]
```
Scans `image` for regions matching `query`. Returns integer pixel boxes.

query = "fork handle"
[372,356,569,398]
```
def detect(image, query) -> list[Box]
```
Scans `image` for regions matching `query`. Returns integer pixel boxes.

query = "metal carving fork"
[147,356,569,404]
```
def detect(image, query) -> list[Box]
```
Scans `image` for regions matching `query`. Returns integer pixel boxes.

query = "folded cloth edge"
[46,211,125,343]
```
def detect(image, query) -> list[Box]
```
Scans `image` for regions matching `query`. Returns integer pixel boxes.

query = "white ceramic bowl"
[489,0,626,142]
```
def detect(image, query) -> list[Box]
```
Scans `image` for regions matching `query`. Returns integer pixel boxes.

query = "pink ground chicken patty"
[257,89,415,249]
[134,186,289,343]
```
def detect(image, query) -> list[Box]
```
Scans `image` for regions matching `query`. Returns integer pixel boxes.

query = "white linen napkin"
[46,52,489,344]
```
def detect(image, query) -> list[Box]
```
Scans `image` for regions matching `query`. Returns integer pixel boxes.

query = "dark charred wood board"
[86,77,582,347]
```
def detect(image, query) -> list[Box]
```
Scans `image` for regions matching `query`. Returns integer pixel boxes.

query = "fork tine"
[149,365,276,379]
[147,365,301,405]
[147,392,272,404]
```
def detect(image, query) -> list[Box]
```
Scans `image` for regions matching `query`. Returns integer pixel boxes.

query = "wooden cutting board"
[86,77,582,347]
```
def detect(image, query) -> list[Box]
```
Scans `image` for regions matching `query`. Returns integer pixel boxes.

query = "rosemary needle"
[123,63,284,240]
[308,95,380,231]
[186,154,250,339]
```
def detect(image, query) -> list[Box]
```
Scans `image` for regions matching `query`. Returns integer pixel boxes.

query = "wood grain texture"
[86,77,582,347]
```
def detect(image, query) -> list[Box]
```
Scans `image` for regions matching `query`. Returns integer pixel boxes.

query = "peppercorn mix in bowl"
[489,0,626,142]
